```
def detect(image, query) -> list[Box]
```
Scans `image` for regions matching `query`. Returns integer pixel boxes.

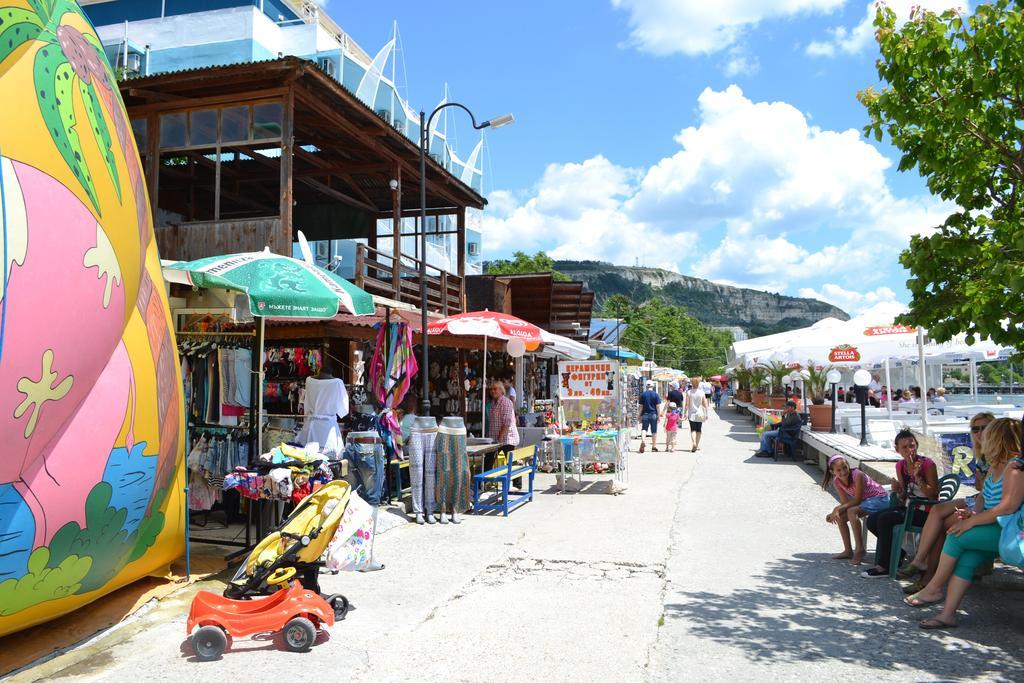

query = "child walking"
[664,402,681,451]
[822,454,891,565]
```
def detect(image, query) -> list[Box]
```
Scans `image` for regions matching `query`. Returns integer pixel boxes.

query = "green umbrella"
[162,248,374,318]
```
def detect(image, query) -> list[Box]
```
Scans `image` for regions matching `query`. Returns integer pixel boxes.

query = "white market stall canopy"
[732,318,1011,369]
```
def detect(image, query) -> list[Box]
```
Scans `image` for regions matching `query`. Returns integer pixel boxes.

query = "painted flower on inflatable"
[0,0,183,635]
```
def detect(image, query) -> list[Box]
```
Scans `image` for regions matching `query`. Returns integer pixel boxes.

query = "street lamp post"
[827,369,841,434]
[418,104,513,416]
[854,369,871,446]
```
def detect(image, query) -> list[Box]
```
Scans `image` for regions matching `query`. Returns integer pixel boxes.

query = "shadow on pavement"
[663,551,1024,679]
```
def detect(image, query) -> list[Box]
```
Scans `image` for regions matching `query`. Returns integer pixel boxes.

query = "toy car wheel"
[192,625,228,661]
[283,617,316,652]
[326,594,350,620]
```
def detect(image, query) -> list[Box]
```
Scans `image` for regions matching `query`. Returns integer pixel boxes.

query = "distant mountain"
[554,260,849,338]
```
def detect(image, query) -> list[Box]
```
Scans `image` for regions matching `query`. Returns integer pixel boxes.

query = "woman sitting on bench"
[905,418,1024,630]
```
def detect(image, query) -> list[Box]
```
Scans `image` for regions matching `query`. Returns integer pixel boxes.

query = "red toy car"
[187,579,336,661]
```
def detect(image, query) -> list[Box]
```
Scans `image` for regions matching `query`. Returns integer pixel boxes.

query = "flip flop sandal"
[904,593,943,608]
[919,618,957,631]
[896,563,923,580]
[902,578,927,594]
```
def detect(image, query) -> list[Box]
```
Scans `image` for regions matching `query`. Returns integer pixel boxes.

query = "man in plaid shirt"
[488,381,520,446]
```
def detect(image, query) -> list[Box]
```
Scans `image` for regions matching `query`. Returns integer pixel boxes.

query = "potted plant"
[750,366,769,407]
[733,367,753,402]
[804,364,834,432]
[764,361,792,409]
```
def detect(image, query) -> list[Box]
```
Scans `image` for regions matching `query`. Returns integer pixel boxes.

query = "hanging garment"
[435,425,470,514]
[219,347,237,406]
[343,431,385,506]
[233,348,253,408]
[407,427,437,516]
[297,377,349,456]
[369,322,419,460]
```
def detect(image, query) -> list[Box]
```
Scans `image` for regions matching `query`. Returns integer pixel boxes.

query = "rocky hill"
[554,260,849,337]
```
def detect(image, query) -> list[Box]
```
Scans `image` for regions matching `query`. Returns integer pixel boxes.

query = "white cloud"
[798,283,899,314]
[611,0,845,56]
[722,46,760,77]
[482,85,951,311]
[807,0,968,57]
[480,156,690,266]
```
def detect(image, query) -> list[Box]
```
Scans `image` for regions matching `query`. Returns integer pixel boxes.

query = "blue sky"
[331,1,967,318]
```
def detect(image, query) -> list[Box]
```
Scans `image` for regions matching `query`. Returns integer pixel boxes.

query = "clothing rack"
[180,322,261,561]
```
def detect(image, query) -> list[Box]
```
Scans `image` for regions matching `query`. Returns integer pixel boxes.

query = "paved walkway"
[14,409,1024,682]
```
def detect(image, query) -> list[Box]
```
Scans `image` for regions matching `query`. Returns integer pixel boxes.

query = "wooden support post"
[457,207,466,311]
[279,88,295,254]
[354,244,365,288]
[441,270,449,316]
[392,164,402,299]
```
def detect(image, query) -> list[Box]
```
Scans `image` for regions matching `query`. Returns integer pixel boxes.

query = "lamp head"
[782,376,792,386]
[853,369,871,387]
[826,369,842,384]
[484,113,515,129]
[389,179,399,191]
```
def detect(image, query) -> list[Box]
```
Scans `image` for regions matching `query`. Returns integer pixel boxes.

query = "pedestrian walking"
[684,377,709,452]
[664,402,680,451]
[639,380,661,453]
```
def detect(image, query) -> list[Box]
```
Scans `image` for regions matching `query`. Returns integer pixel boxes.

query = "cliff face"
[554,260,849,337]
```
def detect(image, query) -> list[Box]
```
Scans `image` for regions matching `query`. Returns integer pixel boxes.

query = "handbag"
[998,507,1024,567]
[997,457,1024,567]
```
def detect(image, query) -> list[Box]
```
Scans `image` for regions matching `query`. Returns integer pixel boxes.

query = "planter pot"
[737,389,752,403]
[809,403,832,432]
[753,392,768,408]
[769,396,786,409]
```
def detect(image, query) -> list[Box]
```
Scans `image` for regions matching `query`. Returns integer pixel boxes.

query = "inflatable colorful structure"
[0,0,184,636]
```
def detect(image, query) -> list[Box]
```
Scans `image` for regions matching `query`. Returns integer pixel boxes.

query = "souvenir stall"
[162,249,375,561]
[552,359,629,490]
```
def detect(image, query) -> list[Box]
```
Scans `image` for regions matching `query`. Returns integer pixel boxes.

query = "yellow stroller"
[223,480,351,619]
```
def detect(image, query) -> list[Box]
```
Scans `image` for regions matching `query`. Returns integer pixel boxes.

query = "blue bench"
[472,445,537,516]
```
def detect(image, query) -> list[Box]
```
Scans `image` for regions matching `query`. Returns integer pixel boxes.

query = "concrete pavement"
[12,408,1024,682]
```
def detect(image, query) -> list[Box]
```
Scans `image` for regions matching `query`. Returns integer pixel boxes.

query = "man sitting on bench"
[755,400,801,458]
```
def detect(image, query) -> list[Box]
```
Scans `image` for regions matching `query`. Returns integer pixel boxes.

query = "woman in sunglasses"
[896,412,995,594]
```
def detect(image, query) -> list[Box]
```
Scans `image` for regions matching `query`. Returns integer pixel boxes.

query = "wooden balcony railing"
[354,243,463,315]
[155,217,285,261]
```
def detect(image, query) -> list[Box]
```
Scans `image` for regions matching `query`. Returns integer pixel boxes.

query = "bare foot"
[850,551,864,565]
[831,551,853,560]
[910,589,944,604]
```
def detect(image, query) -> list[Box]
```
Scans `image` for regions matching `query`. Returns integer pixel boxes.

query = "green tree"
[859,1,1024,348]
[484,251,569,280]
[600,295,732,376]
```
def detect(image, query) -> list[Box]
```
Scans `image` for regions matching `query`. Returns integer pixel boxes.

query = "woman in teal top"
[905,418,1024,630]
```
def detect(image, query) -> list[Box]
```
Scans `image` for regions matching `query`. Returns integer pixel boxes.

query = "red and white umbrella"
[427,311,544,342]
[428,311,543,444]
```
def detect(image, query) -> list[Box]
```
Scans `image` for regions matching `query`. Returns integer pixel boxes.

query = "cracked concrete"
[12,407,1021,681]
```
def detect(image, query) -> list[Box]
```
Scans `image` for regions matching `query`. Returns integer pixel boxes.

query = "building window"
[131,117,147,149]
[253,103,282,140]
[189,109,218,146]
[159,112,187,148]
[221,106,249,143]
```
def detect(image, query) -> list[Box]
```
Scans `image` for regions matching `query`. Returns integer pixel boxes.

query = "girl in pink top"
[822,454,892,565]
[664,402,681,451]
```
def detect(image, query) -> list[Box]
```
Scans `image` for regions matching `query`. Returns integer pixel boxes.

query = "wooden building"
[121,56,485,314]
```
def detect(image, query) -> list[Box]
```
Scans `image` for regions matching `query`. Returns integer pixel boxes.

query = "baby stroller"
[222,479,350,619]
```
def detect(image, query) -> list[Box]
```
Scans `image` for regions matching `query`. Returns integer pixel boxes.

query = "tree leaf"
[79,79,120,202]
[34,45,99,214]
